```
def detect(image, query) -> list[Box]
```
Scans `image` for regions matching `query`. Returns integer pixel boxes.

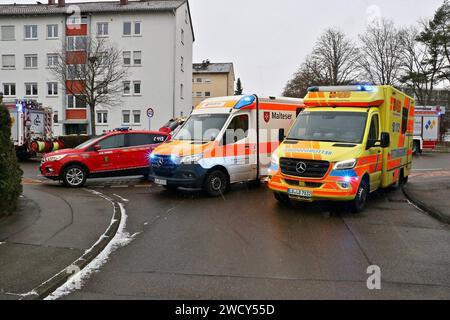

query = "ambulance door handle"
[244,144,250,149]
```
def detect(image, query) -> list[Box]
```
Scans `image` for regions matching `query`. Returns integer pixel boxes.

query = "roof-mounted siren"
[307,85,377,92]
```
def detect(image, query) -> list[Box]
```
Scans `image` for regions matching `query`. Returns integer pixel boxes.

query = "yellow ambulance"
[268,85,415,213]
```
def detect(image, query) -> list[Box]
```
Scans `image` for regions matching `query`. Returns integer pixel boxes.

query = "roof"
[193,62,234,74]
[0,0,185,15]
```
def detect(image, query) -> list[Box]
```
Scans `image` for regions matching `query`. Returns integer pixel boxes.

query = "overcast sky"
[5,0,445,95]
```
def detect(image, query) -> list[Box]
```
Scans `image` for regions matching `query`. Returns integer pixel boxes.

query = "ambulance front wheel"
[204,170,229,197]
[274,192,291,205]
[350,181,369,214]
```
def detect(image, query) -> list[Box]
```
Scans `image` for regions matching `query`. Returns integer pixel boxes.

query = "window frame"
[24,54,38,69]
[3,83,16,97]
[1,25,15,41]
[25,82,38,96]
[47,24,58,39]
[2,54,15,69]
[97,22,109,37]
[97,111,108,124]
[24,25,38,40]
[47,82,58,96]
[122,110,131,125]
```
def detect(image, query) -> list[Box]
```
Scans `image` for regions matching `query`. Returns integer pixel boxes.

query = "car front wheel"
[350,181,369,214]
[63,165,87,188]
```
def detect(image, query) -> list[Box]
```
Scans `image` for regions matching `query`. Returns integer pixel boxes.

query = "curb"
[22,200,122,300]
[402,185,450,225]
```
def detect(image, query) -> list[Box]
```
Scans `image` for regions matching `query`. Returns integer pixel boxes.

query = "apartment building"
[0,0,194,135]
[192,61,235,107]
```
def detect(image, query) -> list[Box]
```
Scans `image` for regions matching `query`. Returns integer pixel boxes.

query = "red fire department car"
[40,129,169,187]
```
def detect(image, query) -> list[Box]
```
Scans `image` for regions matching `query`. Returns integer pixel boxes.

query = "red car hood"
[44,148,78,157]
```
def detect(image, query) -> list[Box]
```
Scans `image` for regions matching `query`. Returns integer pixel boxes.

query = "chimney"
[120,0,128,5]
[57,0,65,7]
[48,0,55,5]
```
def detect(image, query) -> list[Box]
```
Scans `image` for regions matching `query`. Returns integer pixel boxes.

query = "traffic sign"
[147,108,154,118]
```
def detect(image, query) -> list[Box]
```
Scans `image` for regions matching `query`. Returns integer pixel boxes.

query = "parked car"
[40,129,169,187]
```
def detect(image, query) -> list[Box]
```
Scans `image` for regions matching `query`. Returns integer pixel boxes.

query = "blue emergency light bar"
[234,95,256,109]
[307,85,376,92]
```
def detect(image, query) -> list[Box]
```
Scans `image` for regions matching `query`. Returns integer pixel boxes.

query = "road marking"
[412,168,444,172]
[110,185,129,189]
[41,189,136,300]
[113,194,129,203]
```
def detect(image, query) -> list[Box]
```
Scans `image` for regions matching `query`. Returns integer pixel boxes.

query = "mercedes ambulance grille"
[280,158,330,178]
[151,155,177,177]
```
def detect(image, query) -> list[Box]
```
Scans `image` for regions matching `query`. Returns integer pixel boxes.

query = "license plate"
[288,188,312,199]
[154,178,167,186]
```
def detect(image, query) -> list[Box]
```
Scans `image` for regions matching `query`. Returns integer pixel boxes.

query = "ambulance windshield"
[174,114,230,142]
[288,111,368,144]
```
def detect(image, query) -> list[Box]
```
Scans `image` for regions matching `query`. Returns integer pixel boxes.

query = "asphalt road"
[18,154,450,299]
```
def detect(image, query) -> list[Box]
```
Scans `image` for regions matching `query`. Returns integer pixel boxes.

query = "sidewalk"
[403,175,450,225]
[0,182,116,299]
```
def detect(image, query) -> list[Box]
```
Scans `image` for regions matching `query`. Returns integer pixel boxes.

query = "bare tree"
[50,37,128,135]
[310,28,361,85]
[359,19,404,85]
[283,28,360,97]
[399,26,444,106]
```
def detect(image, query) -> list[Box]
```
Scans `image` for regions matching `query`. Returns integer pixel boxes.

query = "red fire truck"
[6,99,62,160]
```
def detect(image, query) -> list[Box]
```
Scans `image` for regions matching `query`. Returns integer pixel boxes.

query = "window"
[223,115,249,145]
[47,53,58,67]
[133,51,141,65]
[47,24,58,39]
[181,56,184,72]
[368,114,380,143]
[133,81,141,95]
[97,111,108,124]
[204,78,212,83]
[67,95,87,109]
[123,51,131,65]
[66,16,88,25]
[196,92,202,97]
[123,81,131,95]
[24,54,38,68]
[2,55,15,69]
[122,111,130,124]
[3,83,16,96]
[1,26,15,41]
[67,64,86,79]
[196,78,202,83]
[98,134,125,150]
[180,84,184,99]
[25,83,38,96]
[133,110,141,124]
[127,133,167,147]
[97,23,109,36]
[47,82,58,96]
[24,25,38,39]
[123,22,132,36]
[67,36,87,51]
[181,28,184,44]
[134,22,141,35]
[401,108,408,134]
[205,91,211,97]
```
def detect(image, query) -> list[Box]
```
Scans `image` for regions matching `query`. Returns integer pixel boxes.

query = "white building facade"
[0,0,194,136]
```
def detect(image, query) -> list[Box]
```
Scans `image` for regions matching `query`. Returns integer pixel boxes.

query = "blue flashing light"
[234,95,256,110]
[149,153,156,160]
[16,103,23,113]
[329,169,358,178]
[170,154,178,162]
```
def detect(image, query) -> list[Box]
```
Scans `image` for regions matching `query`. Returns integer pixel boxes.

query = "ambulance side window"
[368,114,379,142]
[401,108,408,134]
[223,115,249,145]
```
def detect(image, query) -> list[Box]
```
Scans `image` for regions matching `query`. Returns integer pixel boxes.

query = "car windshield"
[288,111,368,144]
[74,136,103,150]
[173,114,230,142]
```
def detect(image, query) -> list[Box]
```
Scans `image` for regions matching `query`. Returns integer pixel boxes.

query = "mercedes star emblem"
[296,162,307,174]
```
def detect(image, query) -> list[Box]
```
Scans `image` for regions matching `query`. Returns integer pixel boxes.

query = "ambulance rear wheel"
[350,181,369,214]
[204,170,228,197]
[274,192,291,205]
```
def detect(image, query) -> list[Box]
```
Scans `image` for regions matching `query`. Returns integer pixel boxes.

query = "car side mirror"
[279,128,285,143]
[94,144,102,152]
[380,132,390,148]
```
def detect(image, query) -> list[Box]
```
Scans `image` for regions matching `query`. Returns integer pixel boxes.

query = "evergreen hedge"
[0,96,23,217]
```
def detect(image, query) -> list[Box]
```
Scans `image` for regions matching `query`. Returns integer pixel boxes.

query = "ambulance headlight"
[46,154,67,162]
[271,153,280,166]
[180,154,203,164]
[333,159,357,170]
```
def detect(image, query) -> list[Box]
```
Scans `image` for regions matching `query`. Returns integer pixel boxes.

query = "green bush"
[0,97,23,217]
[59,135,92,149]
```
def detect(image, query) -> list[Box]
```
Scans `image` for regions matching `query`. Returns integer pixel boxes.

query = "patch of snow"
[44,190,136,300]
